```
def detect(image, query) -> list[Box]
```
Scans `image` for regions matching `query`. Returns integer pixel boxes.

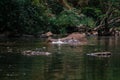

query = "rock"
[46,31,53,37]
[87,52,111,57]
[47,32,87,45]
[22,50,51,56]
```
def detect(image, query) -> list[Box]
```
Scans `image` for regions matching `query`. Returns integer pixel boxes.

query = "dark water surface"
[0,36,120,80]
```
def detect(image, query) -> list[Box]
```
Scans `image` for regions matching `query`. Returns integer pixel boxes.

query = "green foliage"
[80,17,95,28]
[0,0,49,35]
[82,7,102,20]
[0,0,119,36]
[46,0,63,15]
[55,10,81,26]
[48,9,82,34]
[48,9,95,34]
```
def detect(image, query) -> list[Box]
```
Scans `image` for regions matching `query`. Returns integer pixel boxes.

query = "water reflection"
[84,56,111,80]
[0,36,120,80]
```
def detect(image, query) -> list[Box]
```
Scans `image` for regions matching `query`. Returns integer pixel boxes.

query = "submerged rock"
[22,50,51,56]
[87,52,111,57]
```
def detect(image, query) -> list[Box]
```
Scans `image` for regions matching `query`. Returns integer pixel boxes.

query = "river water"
[0,36,120,80]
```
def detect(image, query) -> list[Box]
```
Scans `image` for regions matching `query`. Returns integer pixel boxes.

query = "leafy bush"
[48,9,95,34]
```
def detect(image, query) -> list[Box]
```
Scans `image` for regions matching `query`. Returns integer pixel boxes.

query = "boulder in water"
[87,52,111,57]
[22,50,51,56]
[47,32,87,45]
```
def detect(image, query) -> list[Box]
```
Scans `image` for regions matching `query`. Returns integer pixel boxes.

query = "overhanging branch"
[94,17,120,30]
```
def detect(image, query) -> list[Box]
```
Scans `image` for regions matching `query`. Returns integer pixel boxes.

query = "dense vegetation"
[0,0,120,36]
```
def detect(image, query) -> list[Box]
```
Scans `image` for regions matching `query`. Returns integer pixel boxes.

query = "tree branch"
[58,0,72,10]
[94,17,120,30]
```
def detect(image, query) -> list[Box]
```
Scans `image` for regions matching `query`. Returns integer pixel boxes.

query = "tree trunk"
[58,0,72,10]
[104,18,110,36]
